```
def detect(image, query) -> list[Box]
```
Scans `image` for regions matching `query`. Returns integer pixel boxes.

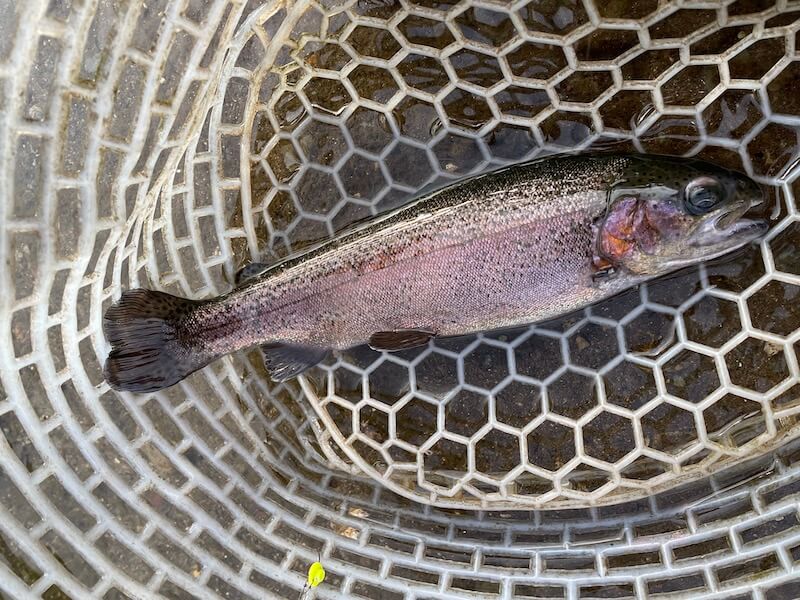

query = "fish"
[103,154,768,392]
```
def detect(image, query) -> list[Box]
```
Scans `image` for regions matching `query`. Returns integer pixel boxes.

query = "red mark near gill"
[598,196,672,264]
[598,196,637,262]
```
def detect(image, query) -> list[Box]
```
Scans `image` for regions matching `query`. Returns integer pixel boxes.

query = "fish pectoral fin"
[235,262,271,286]
[368,329,436,352]
[261,343,330,382]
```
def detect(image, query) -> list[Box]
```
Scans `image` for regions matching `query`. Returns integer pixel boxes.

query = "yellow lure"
[307,561,325,588]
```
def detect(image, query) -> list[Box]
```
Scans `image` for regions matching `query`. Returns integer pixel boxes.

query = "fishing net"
[1,0,799,598]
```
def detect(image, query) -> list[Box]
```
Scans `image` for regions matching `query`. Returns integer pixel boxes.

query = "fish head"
[596,157,768,276]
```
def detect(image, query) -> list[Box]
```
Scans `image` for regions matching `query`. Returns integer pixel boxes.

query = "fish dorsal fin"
[235,262,271,286]
[368,329,436,351]
[261,343,329,382]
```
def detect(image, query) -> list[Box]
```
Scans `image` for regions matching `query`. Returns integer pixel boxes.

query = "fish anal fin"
[235,262,271,286]
[261,343,329,382]
[368,329,435,352]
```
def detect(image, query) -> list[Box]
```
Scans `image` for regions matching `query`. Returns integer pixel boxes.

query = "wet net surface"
[1,0,800,599]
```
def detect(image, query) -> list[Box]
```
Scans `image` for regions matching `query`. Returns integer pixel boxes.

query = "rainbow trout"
[104,155,767,392]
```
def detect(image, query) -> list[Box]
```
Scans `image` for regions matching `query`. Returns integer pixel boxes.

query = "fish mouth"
[659,210,767,271]
[690,208,769,249]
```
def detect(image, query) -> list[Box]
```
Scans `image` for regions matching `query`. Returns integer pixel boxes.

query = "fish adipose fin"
[103,289,210,393]
[235,262,271,286]
[261,344,330,382]
[368,329,435,351]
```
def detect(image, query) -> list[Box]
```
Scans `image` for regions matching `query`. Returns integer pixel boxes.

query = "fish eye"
[684,176,724,215]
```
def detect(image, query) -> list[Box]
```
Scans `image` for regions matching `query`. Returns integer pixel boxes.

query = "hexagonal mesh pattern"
[238,0,800,509]
[1,1,800,599]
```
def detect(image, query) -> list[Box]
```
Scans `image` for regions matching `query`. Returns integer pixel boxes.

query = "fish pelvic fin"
[261,343,330,382]
[368,328,436,351]
[103,289,210,393]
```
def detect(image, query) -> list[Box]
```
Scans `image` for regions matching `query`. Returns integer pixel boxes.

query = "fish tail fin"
[103,289,210,393]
